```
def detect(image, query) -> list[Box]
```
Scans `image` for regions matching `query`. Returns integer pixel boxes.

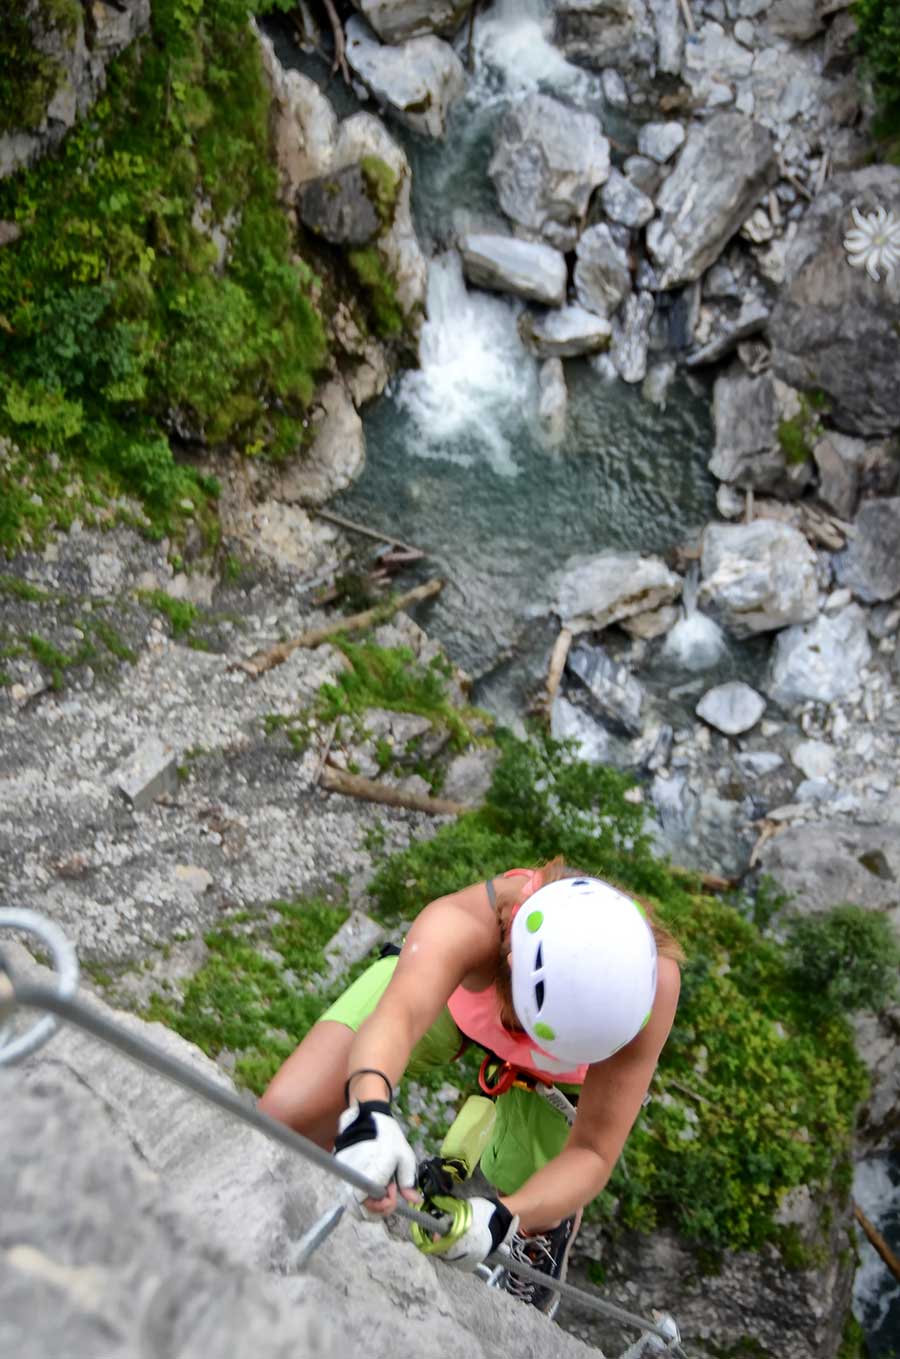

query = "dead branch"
[677,0,696,34]
[540,626,573,719]
[854,1202,900,1284]
[313,717,339,786]
[231,578,444,678]
[313,507,425,558]
[320,765,469,817]
[321,0,350,84]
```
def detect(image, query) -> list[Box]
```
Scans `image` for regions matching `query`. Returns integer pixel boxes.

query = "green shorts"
[320,955,572,1194]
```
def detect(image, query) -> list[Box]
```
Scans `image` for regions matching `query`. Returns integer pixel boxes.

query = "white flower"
[843,204,900,282]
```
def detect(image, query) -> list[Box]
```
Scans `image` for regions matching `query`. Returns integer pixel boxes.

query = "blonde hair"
[495,856,683,1031]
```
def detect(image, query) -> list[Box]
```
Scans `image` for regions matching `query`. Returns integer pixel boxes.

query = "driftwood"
[313,717,339,787]
[313,507,425,558]
[232,579,444,678]
[677,0,696,34]
[320,765,468,817]
[855,1202,900,1285]
[466,0,480,70]
[531,626,574,720]
[321,0,350,83]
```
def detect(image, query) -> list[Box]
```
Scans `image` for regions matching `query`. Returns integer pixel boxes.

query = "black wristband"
[487,1197,515,1252]
[345,1067,393,1105]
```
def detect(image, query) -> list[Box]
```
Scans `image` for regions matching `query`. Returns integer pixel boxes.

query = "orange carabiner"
[478,1054,519,1097]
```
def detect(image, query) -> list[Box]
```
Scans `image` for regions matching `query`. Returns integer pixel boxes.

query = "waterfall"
[469,0,600,98]
[662,564,726,670]
[853,1156,900,1350]
[396,252,537,477]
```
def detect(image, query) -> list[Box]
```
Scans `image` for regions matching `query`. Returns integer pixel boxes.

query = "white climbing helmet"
[510,876,658,1065]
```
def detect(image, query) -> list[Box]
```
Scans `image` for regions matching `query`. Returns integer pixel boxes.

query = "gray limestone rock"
[697,520,819,636]
[646,114,777,290]
[297,163,381,245]
[624,154,664,197]
[647,0,683,72]
[834,497,900,603]
[567,643,645,736]
[538,358,568,442]
[281,379,365,505]
[768,604,872,704]
[768,167,900,438]
[550,695,612,763]
[460,233,567,306]
[735,750,784,777]
[601,169,654,228]
[611,292,655,385]
[686,297,770,369]
[791,739,836,779]
[489,94,610,241]
[556,552,682,633]
[696,681,766,735]
[575,224,632,318]
[812,432,862,520]
[345,18,465,139]
[757,820,900,919]
[114,736,178,810]
[350,0,473,42]
[637,121,685,163]
[519,306,612,359]
[553,0,657,72]
[708,370,789,493]
[641,361,677,412]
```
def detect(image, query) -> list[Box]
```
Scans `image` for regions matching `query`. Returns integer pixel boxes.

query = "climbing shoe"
[501,1214,577,1319]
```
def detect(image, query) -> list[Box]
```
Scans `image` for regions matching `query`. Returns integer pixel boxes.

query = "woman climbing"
[259,859,683,1313]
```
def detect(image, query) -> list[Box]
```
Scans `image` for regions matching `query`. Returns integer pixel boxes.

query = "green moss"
[263,710,314,755]
[359,155,401,229]
[776,391,829,467]
[0,573,51,602]
[138,589,199,638]
[836,1311,867,1359]
[347,246,405,338]
[0,0,80,136]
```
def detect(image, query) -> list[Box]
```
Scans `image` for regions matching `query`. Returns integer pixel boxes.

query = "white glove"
[441,1196,518,1272]
[333,1100,418,1221]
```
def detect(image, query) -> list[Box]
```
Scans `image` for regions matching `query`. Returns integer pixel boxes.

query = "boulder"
[489,94,610,243]
[709,369,805,494]
[257,34,339,191]
[637,121,685,163]
[696,681,766,735]
[624,154,664,197]
[460,233,567,306]
[600,169,654,228]
[768,167,900,438]
[768,603,872,704]
[685,297,770,369]
[647,0,683,73]
[279,379,365,505]
[297,164,381,245]
[833,496,900,603]
[538,358,568,442]
[682,21,753,107]
[552,0,657,72]
[574,224,632,317]
[345,19,465,139]
[697,520,818,636]
[646,114,777,290]
[519,306,612,359]
[763,0,825,41]
[567,642,645,736]
[555,552,682,633]
[350,0,473,43]
[811,432,862,520]
[757,820,900,919]
[610,291,655,384]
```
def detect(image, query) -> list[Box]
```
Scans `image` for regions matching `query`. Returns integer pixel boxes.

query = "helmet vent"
[534,979,545,1012]
[534,943,543,970]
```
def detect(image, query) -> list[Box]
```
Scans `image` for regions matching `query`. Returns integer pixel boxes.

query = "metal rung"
[290,1202,345,1269]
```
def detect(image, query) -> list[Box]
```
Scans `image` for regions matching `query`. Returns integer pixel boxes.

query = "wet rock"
[538,359,568,442]
[345,19,465,139]
[600,169,654,228]
[550,695,612,763]
[567,642,645,737]
[556,552,682,633]
[297,164,381,245]
[637,121,685,163]
[114,736,178,810]
[641,361,677,411]
[646,113,777,289]
[696,681,766,735]
[768,166,900,438]
[460,233,567,306]
[834,497,900,603]
[768,603,872,704]
[553,0,657,72]
[611,291,655,384]
[574,224,632,318]
[519,306,612,359]
[489,94,610,243]
[350,0,473,42]
[697,520,818,636]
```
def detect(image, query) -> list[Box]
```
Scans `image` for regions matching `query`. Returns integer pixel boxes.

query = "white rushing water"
[396,252,537,477]
[469,0,601,98]
[662,564,726,670]
[853,1156,900,1350]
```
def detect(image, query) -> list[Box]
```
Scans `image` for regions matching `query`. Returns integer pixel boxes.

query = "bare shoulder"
[401,880,498,963]
[656,955,681,1016]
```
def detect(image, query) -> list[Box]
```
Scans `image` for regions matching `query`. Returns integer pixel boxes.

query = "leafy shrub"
[784,904,900,1015]
[855,0,900,150]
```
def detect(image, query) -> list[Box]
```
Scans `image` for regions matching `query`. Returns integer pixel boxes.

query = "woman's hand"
[333,1100,419,1219]
[440,1196,518,1271]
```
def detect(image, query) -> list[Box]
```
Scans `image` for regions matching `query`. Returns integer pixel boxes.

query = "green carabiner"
[409,1194,472,1256]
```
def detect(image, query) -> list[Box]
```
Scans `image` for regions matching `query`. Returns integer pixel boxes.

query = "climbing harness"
[479,1053,578,1125]
[0,909,686,1356]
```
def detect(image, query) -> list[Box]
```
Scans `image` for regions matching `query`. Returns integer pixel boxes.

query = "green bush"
[855,0,900,150]
[784,904,900,1015]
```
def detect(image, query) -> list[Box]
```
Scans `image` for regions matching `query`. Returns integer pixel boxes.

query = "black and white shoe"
[501,1214,577,1319]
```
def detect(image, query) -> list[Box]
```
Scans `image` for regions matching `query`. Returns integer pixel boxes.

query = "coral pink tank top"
[446,869,589,1086]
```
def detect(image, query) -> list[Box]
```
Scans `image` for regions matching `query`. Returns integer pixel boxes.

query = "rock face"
[768,604,872,705]
[646,114,777,289]
[768,167,900,437]
[489,94,610,246]
[1,947,601,1359]
[460,234,567,306]
[279,379,365,506]
[757,821,900,922]
[697,521,818,637]
[555,553,682,633]
[696,682,766,735]
[834,497,900,604]
[345,18,465,139]
[575,224,632,317]
[567,642,645,736]
[519,306,612,359]
[1,0,151,180]
[350,0,473,43]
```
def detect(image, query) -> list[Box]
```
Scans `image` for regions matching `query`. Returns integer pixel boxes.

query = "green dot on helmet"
[534,1021,556,1041]
[526,910,543,933]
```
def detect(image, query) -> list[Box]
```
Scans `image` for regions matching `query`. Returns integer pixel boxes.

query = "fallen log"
[542,626,573,717]
[232,579,444,678]
[854,1202,900,1285]
[320,765,469,817]
[313,507,425,558]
